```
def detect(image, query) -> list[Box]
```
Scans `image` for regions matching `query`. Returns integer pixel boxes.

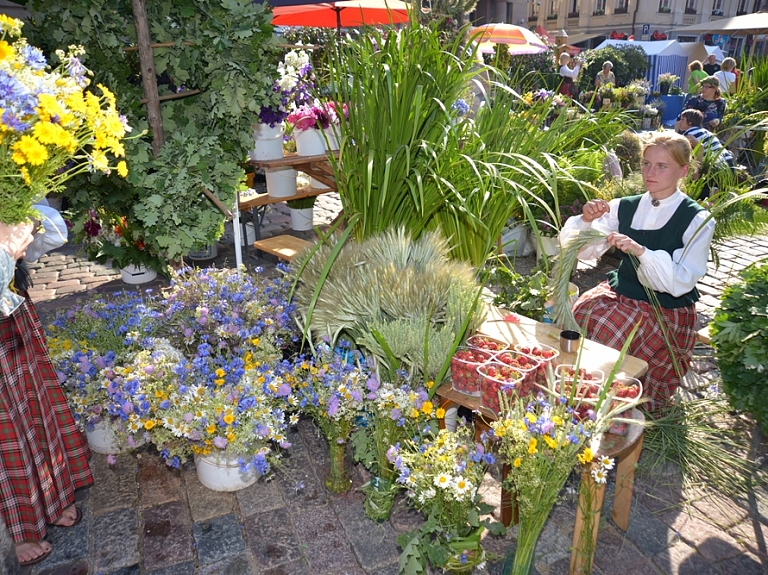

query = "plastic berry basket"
[450,347,494,396]
[465,334,509,353]
[492,350,541,389]
[554,364,605,404]
[513,342,560,364]
[477,362,524,414]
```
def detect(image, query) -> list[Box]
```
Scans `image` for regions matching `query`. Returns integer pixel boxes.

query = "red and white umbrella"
[272,0,410,29]
[471,23,548,55]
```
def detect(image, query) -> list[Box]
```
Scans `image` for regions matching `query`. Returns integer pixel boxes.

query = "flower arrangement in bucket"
[290,341,368,493]
[351,371,443,521]
[390,426,504,574]
[0,16,130,227]
[639,104,659,129]
[287,101,348,156]
[657,72,679,95]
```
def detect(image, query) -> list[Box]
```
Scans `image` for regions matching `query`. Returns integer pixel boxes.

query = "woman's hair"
[559,52,571,65]
[721,57,736,71]
[603,61,613,69]
[642,132,691,167]
[689,60,702,71]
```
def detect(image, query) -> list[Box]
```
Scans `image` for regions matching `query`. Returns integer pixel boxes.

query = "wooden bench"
[252,235,312,261]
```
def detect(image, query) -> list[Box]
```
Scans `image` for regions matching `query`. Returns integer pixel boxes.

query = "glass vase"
[445,525,486,574]
[363,475,396,521]
[325,440,352,493]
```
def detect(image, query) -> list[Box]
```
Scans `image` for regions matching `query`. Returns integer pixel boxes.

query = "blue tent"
[594,39,688,92]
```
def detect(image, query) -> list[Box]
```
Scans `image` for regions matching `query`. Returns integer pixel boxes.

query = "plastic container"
[492,350,540,393]
[514,342,559,383]
[450,347,494,396]
[554,365,605,404]
[606,377,643,436]
[478,362,524,414]
[465,334,509,353]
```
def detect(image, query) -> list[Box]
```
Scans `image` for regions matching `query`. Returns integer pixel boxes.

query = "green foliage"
[505,50,559,92]
[286,196,317,210]
[24,0,280,265]
[579,45,648,91]
[489,260,552,322]
[612,129,642,175]
[711,259,768,431]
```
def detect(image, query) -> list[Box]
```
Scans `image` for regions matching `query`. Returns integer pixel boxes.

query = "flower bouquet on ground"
[351,370,443,521]
[391,426,503,574]
[0,15,130,226]
[290,341,368,492]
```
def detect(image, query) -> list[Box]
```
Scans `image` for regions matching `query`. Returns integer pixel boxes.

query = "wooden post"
[130,0,164,157]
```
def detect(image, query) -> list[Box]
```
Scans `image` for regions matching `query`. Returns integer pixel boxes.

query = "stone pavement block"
[689,493,749,530]
[79,275,115,285]
[260,560,311,575]
[291,503,343,543]
[58,268,88,279]
[55,284,88,295]
[138,455,183,507]
[235,478,284,517]
[47,279,81,288]
[89,454,139,515]
[533,521,572,569]
[34,558,89,574]
[198,554,255,575]
[728,518,768,558]
[652,541,721,575]
[623,560,663,574]
[299,533,361,575]
[657,511,744,562]
[146,561,197,575]
[193,514,246,566]
[28,290,57,302]
[243,507,303,570]
[331,490,400,571]
[42,507,90,568]
[592,525,652,574]
[715,551,765,574]
[634,477,687,514]
[276,450,327,509]
[181,464,236,523]
[142,501,194,571]
[28,271,62,282]
[92,508,141,573]
[389,497,424,535]
[625,503,678,555]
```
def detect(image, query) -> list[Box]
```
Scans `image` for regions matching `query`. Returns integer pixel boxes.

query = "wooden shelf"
[238,185,332,211]
[246,151,338,169]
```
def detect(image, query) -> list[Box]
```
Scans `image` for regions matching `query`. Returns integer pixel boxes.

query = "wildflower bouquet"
[0,16,130,225]
[290,341,368,492]
[390,427,502,574]
[657,72,679,85]
[351,371,444,520]
[640,104,659,118]
[257,48,314,128]
[149,266,299,361]
[137,345,296,470]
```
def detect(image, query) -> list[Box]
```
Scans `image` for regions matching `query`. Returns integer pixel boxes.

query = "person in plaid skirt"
[560,132,715,412]
[0,213,93,566]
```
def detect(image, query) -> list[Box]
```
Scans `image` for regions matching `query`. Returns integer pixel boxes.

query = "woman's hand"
[607,232,646,257]
[0,221,35,261]
[581,199,610,223]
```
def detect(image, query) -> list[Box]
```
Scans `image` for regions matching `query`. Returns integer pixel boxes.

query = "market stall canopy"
[668,11,768,36]
[594,39,687,91]
[567,32,603,45]
[271,0,410,28]
[470,23,547,55]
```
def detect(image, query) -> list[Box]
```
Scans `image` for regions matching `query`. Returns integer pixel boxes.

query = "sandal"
[16,540,52,567]
[51,505,83,528]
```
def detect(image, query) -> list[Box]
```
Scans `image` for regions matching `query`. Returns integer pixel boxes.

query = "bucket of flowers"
[389,426,504,574]
[657,72,679,95]
[46,290,153,454]
[639,104,659,130]
[351,369,443,521]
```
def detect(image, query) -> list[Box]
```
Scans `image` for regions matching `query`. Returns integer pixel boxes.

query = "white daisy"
[434,473,452,489]
[452,477,473,497]
[591,467,608,484]
[599,456,615,471]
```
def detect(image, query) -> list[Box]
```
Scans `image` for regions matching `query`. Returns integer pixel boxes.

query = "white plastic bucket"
[295,129,326,156]
[266,167,297,198]
[120,263,157,285]
[188,243,218,261]
[194,453,259,492]
[290,207,314,231]
[324,127,340,151]
[251,122,285,161]
[241,222,256,246]
[86,419,145,454]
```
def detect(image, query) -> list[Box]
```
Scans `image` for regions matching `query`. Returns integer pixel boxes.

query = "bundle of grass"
[290,227,484,382]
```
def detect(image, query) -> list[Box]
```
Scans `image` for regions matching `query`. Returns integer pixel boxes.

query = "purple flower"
[277,383,291,397]
[327,395,340,417]
[144,365,155,375]
[213,436,228,449]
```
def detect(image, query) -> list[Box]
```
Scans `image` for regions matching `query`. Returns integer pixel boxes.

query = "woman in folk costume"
[0,207,93,567]
[560,132,715,411]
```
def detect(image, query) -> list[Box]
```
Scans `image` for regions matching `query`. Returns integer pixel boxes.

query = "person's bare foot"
[15,540,52,566]
[52,504,81,527]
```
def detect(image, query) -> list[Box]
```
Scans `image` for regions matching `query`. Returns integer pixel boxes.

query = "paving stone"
[715,551,765,575]
[652,541,722,575]
[138,455,183,508]
[235,477,284,517]
[331,490,401,570]
[299,532,360,575]
[28,290,57,302]
[181,465,236,522]
[146,561,197,575]
[142,501,194,571]
[243,507,303,570]
[276,449,327,509]
[634,477,687,514]
[193,513,246,566]
[260,560,311,575]
[97,565,140,575]
[89,454,139,515]
[533,521,572,568]
[92,508,141,572]
[657,511,744,562]
[625,503,678,555]
[291,503,343,542]
[592,525,651,574]
[198,554,256,575]
[55,284,88,295]
[41,506,90,568]
[689,493,749,530]
[389,497,424,534]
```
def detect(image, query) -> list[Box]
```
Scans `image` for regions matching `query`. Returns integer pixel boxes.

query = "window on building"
[685,0,696,13]
[737,0,748,13]
[595,0,606,12]
[572,0,580,12]
[712,0,723,12]
[550,0,557,13]
[615,0,628,12]
[658,0,671,11]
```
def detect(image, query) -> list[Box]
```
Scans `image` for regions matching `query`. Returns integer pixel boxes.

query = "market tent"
[678,42,710,87]
[704,45,726,63]
[594,39,687,91]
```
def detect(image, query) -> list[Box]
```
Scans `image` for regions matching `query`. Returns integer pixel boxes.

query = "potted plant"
[286,102,339,157]
[287,195,316,231]
[640,104,659,130]
[657,72,679,95]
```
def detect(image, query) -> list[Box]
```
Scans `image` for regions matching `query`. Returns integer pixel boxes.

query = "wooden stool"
[569,409,645,575]
[696,325,711,345]
[252,235,312,261]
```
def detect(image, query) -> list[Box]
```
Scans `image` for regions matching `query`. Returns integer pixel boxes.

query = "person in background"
[594,61,616,88]
[687,60,708,94]
[0,205,93,567]
[557,52,581,98]
[681,76,726,131]
[702,53,720,75]
[677,109,735,198]
[714,57,737,93]
[560,132,715,412]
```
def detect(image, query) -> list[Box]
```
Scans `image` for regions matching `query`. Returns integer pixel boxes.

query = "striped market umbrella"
[272,0,410,29]
[471,23,548,55]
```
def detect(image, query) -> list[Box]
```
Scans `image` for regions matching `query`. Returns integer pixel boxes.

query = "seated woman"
[560,132,715,412]
[594,61,615,88]
[557,52,581,98]
[681,76,726,131]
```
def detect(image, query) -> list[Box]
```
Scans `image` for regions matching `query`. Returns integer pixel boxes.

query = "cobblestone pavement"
[20,194,768,575]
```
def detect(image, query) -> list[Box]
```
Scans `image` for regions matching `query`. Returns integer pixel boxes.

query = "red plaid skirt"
[0,298,93,543]
[573,282,697,411]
